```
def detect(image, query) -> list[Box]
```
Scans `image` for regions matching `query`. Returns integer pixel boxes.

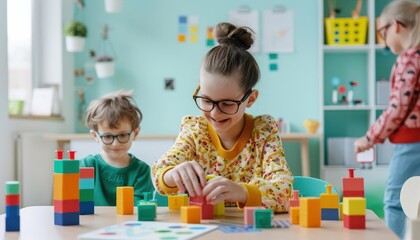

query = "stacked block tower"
[320,185,339,220]
[343,168,364,197]
[53,150,80,226]
[5,181,20,231]
[342,168,366,229]
[79,167,94,215]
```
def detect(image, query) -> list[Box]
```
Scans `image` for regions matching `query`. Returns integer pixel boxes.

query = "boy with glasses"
[80,90,154,206]
[152,22,293,213]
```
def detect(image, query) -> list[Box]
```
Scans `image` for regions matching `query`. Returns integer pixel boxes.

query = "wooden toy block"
[201,204,214,219]
[168,194,189,210]
[213,201,225,216]
[6,194,19,206]
[181,206,201,223]
[6,215,20,231]
[6,205,19,216]
[254,209,273,228]
[343,197,366,216]
[289,206,300,224]
[80,189,94,202]
[320,185,339,209]
[339,202,343,220]
[290,190,300,207]
[80,201,95,215]
[154,191,168,206]
[54,160,80,174]
[343,190,364,197]
[54,199,80,213]
[138,203,157,221]
[190,195,207,206]
[244,206,265,225]
[321,208,339,220]
[117,186,134,215]
[6,181,19,195]
[343,214,366,229]
[79,178,94,189]
[342,169,364,196]
[299,197,321,228]
[54,212,80,226]
[54,173,80,200]
[79,167,94,178]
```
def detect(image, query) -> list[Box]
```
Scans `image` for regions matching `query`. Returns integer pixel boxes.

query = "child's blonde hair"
[381,0,420,48]
[86,90,142,131]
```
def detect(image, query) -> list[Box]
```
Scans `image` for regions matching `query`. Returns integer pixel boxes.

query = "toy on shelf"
[5,181,20,231]
[53,150,80,226]
[79,167,94,215]
[347,81,357,104]
[338,85,347,104]
[331,77,340,104]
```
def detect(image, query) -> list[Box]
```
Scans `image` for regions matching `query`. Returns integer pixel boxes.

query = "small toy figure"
[331,77,340,104]
[348,81,358,104]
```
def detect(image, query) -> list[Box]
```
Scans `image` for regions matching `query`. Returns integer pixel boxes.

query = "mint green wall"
[73,0,320,177]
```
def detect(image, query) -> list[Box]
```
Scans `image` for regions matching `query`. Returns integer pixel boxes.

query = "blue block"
[154,192,168,206]
[322,208,339,220]
[54,212,80,226]
[6,215,20,231]
[6,205,19,216]
[79,178,94,189]
[80,201,95,215]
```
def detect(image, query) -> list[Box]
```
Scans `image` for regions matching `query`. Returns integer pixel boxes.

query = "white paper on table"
[262,9,294,53]
[229,8,259,53]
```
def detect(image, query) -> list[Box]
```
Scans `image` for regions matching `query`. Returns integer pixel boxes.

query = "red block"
[343,190,364,198]
[6,195,19,206]
[343,214,365,229]
[190,195,207,205]
[54,199,80,213]
[201,204,214,219]
[343,178,364,192]
[80,167,94,179]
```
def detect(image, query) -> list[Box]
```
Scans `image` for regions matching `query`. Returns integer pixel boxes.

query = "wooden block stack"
[320,185,339,220]
[79,167,94,215]
[5,181,20,231]
[53,150,80,226]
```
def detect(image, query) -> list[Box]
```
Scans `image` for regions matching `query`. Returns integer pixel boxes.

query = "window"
[7,0,33,115]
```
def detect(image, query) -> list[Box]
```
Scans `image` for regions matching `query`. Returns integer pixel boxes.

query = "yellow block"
[53,173,79,200]
[168,194,189,210]
[181,206,201,223]
[339,202,343,220]
[117,186,134,215]
[289,207,300,224]
[343,197,366,216]
[299,197,321,228]
[189,25,198,33]
[320,193,339,209]
[214,201,225,216]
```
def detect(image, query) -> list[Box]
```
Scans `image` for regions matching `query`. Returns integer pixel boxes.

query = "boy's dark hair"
[86,90,142,131]
[203,22,260,92]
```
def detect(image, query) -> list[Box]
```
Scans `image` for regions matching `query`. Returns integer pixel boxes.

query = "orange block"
[117,187,134,215]
[178,34,186,42]
[181,206,201,223]
[299,197,321,228]
[289,207,300,224]
[320,185,339,209]
[54,173,80,200]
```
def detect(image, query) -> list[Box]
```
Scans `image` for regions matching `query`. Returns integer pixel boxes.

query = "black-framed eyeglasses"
[377,20,406,41]
[192,85,253,115]
[96,130,133,145]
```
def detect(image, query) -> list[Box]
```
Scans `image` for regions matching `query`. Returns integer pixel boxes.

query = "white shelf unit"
[318,0,395,218]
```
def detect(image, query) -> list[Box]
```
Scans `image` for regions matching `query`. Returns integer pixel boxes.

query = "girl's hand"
[163,161,206,197]
[354,136,371,153]
[202,176,247,205]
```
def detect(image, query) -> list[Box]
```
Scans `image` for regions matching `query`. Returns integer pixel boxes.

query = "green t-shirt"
[80,153,155,206]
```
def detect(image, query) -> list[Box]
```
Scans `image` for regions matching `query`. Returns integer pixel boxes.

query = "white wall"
[0,0,75,213]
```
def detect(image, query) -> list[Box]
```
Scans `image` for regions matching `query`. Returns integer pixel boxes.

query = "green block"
[54,159,80,173]
[80,189,94,201]
[155,192,168,206]
[254,209,272,228]
[268,53,278,60]
[269,63,278,71]
[206,39,215,47]
[6,181,19,194]
[138,203,156,221]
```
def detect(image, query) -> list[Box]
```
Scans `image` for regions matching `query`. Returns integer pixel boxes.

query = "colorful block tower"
[5,181,20,231]
[343,197,366,229]
[342,168,364,197]
[79,167,94,215]
[117,186,134,215]
[53,150,80,226]
[320,185,339,220]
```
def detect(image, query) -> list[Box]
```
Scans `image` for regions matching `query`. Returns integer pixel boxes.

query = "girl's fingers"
[170,170,185,194]
[192,162,207,187]
[178,167,196,196]
[186,166,202,196]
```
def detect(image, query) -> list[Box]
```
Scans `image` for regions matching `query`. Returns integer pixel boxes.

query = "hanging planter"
[95,55,115,79]
[64,20,87,52]
[104,0,123,13]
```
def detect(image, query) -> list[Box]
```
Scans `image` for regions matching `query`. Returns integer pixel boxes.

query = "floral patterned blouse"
[152,114,294,213]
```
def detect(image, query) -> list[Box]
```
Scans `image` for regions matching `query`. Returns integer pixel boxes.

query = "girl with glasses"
[354,1,420,238]
[80,91,155,206]
[152,22,293,213]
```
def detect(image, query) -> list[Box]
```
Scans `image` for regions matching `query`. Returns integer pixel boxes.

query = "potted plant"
[95,55,114,78]
[104,0,123,13]
[64,20,87,52]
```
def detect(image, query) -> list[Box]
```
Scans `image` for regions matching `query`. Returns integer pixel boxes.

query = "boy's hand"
[354,136,371,153]
[202,176,247,205]
[163,161,206,197]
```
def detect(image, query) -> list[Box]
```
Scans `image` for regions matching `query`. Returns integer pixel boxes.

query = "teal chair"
[293,176,340,198]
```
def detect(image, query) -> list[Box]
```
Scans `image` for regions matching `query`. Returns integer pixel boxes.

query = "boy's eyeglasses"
[96,130,133,145]
[377,20,406,41]
[192,85,253,115]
